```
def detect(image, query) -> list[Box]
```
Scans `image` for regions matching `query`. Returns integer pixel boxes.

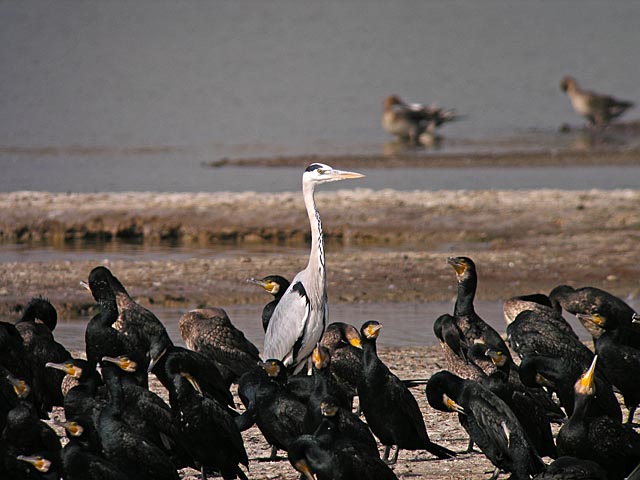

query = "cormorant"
[534,456,607,480]
[560,76,634,127]
[168,363,249,480]
[581,312,640,424]
[0,320,33,384]
[247,275,290,332]
[14,297,72,414]
[97,359,179,480]
[105,267,174,373]
[519,353,622,421]
[303,345,351,433]
[358,320,456,464]
[288,434,398,480]
[556,356,640,480]
[433,313,485,381]
[447,257,513,363]
[503,293,577,339]
[318,322,363,406]
[263,164,364,375]
[426,370,545,480]
[179,306,261,387]
[249,359,307,459]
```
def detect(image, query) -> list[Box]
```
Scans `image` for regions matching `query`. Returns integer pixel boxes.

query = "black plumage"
[503,293,577,339]
[84,266,147,387]
[358,321,455,464]
[534,456,607,480]
[426,370,545,480]
[582,312,640,424]
[106,267,174,373]
[318,322,363,405]
[288,434,398,480]
[179,307,261,387]
[433,313,485,381]
[247,275,290,332]
[168,364,249,480]
[447,257,513,364]
[556,356,640,480]
[15,297,72,414]
[97,362,179,480]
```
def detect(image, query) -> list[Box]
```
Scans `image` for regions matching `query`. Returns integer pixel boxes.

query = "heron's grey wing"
[263,281,310,366]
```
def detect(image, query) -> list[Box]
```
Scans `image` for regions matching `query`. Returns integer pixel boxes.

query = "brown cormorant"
[433,313,485,381]
[556,356,640,480]
[247,275,290,332]
[358,320,456,464]
[426,370,545,480]
[179,307,261,387]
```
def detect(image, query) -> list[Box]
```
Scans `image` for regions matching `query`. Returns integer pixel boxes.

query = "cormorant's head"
[575,355,597,397]
[7,374,30,399]
[576,312,608,328]
[447,256,476,282]
[292,458,315,480]
[86,266,116,303]
[101,355,138,373]
[320,398,338,418]
[486,348,508,368]
[360,320,382,340]
[303,163,365,187]
[260,359,287,380]
[55,419,84,437]
[45,359,84,379]
[16,455,52,473]
[425,370,465,414]
[179,371,203,394]
[19,297,58,330]
[247,275,290,297]
[312,345,331,370]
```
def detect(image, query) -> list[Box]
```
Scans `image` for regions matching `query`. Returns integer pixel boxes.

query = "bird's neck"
[454,278,476,317]
[303,182,326,293]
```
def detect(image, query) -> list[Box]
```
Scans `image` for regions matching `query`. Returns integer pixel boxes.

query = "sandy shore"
[1,188,639,318]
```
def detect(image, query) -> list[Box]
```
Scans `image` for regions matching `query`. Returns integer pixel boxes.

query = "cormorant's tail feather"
[426,441,457,459]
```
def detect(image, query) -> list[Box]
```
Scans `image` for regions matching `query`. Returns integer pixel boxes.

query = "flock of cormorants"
[1,163,639,480]
[1,256,639,479]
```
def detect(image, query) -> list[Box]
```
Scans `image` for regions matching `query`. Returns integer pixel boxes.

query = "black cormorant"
[179,307,261,387]
[105,267,174,373]
[288,434,398,480]
[433,313,485,380]
[556,356,640,480]
[15,297,72,413]
[533,456,607,480]
[168,364,249,480]
[581,312,640,424]
[247,275,290,332]
[447,257,513,362]
[426,370,545,480]
[503,293,577,339]
[358,320,456,464]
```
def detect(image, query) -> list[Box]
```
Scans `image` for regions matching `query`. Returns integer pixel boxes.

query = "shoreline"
[0,188,638,319]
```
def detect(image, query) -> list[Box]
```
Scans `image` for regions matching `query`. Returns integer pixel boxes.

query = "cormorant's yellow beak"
[447,257,467,275]
[576,355,597,395]
[320,401,338,417]
[56,419,84,437]
[46,361,82,378]
[7,375,30,399]
[102,355,138,373]
[17,455,51,473]
[260,360,280,377]
[180,372,203,394]
[293,459,316,480]
[365,323,382,339]
[444,394,465,414]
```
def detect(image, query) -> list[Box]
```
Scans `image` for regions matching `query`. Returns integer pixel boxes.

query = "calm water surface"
[1,1,639,192]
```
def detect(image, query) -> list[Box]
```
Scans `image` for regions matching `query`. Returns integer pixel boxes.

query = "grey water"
[54,299,640,351]
[1,1,640,193]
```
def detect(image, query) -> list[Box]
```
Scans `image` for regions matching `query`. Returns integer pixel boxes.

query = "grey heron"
[262,163,364,374]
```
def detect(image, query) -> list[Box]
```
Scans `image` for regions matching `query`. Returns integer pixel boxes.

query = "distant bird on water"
[382,94,458,145]
[560,76,634,128]
[263,163,364,374]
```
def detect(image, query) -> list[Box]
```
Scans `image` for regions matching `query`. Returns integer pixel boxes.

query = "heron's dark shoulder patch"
[292,282,308,299]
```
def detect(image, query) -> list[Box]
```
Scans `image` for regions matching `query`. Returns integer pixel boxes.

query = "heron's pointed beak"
[16,455,51,473]
[330,169,365,180]
[293,459,316,480]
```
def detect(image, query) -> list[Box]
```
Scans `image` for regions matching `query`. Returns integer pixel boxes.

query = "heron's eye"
[317,169,325,174]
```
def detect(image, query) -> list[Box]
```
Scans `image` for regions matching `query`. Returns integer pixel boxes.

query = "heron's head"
[303,163,365,187]
[101,355,138,373]
[575,355,597,397]
[361,320,382,340]
[46,360,84,379]
[560,76,576,92]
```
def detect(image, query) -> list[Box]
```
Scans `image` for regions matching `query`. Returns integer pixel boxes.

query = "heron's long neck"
[303,182,326,292]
